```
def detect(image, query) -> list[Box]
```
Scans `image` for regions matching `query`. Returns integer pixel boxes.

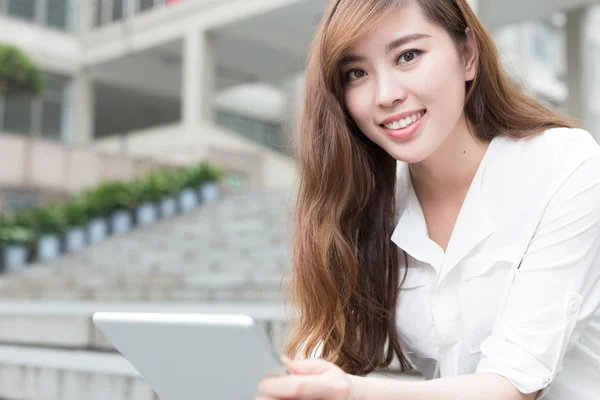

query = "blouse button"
[569,300,580,313]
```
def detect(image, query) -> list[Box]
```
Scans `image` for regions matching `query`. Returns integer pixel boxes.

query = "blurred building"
[0,0,310,211]
[1,1,600,400]
[0,0,599,211]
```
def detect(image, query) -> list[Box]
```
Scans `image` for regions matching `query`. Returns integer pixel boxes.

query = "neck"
[410,116,490,202]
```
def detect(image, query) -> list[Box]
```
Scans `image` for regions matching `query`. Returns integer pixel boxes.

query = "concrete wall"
[93,123,297,191]
[0,15,80,75]
[0,132,164,204]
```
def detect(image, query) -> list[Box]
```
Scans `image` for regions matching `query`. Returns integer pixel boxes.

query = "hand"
[256,356,357,400]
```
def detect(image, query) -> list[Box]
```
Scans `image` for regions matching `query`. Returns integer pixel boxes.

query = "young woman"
[257,1,600,399]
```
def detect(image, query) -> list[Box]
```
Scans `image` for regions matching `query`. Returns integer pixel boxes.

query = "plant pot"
[199,182,220,203]
[37,235,61,261]
[178,189,198,212]
[136,203,158,226]
[65,226,86,252]
[111,210,133,235]
[3,245,28,272]
[160,197,178,218]
[87,218,108,244]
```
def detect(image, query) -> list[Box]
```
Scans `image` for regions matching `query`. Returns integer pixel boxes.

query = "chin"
[384,145,429,164]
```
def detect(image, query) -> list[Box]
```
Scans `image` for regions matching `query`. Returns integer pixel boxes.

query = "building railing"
[91,0,186,29]
[0,131,166,211]
[215,110,289,156]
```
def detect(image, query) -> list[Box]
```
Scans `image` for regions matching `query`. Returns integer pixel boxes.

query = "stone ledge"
[0,301,289,351]
[0,346,155,400]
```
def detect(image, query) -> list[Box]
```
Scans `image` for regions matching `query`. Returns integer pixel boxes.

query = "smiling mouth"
[380,110,426,131]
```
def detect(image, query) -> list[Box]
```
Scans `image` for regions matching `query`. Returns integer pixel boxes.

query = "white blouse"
[392,127,600,399]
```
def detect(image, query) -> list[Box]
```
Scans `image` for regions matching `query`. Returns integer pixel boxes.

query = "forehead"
[346,2,439,55]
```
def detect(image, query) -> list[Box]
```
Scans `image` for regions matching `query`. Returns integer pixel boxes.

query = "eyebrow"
[340,33,431,66]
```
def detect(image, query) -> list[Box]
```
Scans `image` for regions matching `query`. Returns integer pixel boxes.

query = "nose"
[375,73,407,108]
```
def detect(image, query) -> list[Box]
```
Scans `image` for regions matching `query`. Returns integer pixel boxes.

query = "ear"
[462,27,479,82]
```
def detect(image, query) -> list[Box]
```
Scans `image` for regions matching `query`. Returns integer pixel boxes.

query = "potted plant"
[96,181,136,236]
[32,204,67,261]
[0,214,35,272]
[153,169,180,218]
[0,44,44,96]
[198,163,223,203]
[175,167,199,212]
[131,174,163,226]
[80,189,110,245]
[62,197,88,252]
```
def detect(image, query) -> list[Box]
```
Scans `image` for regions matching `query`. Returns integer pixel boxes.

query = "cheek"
[418,55,466,113]
[344,91,368,122]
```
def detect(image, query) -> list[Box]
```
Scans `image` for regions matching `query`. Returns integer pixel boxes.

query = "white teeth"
[383,111,425,130]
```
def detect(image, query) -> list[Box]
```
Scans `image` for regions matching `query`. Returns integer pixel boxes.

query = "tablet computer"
[92,312,289,400]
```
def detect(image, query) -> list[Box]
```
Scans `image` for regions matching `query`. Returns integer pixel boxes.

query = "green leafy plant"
[178,162,223,188]
[96,181,136,214]
[131,176,162,204]
[32,204,67,236]
[0,226,35,247]
[151,169,180,197]
[61,197,88,227]
[132,170,180,204]
[202,163,223,183]
[0,212,35,247]
[78,189,107,220]
[0,44,44,96]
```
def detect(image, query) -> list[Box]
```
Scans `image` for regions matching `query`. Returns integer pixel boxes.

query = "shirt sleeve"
[475,151,600,398]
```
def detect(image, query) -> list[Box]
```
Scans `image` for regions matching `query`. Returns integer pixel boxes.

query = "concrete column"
[181,28,216,134]
[566,8,595,138]
[468,0,479,15]
[70,72,95,144]
[279,73,304,151]
[74,0,96,33]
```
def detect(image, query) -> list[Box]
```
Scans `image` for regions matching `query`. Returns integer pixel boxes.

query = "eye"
[396,49,423,65]
[344,69,367,83]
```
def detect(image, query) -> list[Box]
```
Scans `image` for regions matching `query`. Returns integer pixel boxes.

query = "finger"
[260,375,330,399]
[281,355,303,374]
[285,358,336,375]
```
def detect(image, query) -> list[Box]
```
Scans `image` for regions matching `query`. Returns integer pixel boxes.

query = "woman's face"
[341,1,477,164]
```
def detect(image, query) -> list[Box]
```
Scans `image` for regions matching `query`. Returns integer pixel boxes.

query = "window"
[7,0,36,21]
[0,72,70,142]
[112,0,124,21]
[2,96,33,136]
[139,0,156,12]
[216,110,286,153]
[2,191,39,213]
[4,0,71,31]
[41,99,62,140]
[533,21,556,64]
[93,0,103,26]
[39,72,68,141]
[46,0,69,30]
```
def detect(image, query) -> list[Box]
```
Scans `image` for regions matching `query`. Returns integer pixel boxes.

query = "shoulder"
[485,127,600,211]
[496,127,600,165]
[491,127,600,182]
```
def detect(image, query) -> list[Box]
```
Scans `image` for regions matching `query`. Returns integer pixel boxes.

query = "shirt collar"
[391,138,497,280]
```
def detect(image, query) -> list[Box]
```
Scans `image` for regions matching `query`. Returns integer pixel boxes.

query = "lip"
[380,109,426,125]
[381,110,427,141]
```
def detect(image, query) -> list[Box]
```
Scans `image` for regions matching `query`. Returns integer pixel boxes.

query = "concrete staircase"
[0,190,294,302]
[0,190,296,400]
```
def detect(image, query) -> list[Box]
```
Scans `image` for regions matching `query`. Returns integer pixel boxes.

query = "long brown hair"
[284,0,575,376]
